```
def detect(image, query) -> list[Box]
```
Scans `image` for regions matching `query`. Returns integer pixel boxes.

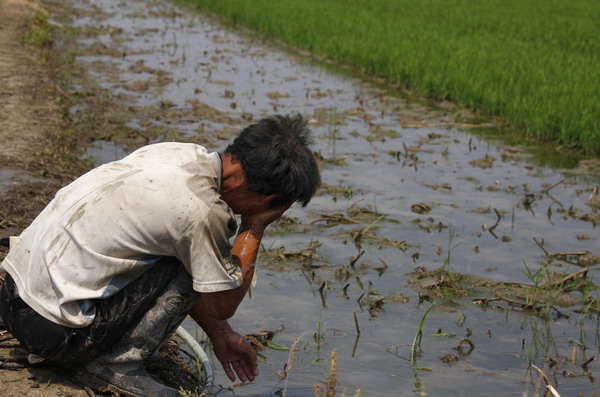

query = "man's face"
[224,187,279,216]
[219,153,281,215]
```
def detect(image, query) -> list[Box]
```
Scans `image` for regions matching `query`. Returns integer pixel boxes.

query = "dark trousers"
[0,258,183,367]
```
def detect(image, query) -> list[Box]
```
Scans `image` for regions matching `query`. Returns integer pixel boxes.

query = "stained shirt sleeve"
[175,199,239,293]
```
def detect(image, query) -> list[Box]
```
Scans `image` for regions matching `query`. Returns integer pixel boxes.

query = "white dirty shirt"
[1,143,240,328]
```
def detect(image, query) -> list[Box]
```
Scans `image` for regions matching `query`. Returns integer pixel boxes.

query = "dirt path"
[0,0,86,235]
[0,1,94,396]
[0,0,56,165]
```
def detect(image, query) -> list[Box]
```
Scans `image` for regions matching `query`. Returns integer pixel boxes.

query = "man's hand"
[241,202,292,232]
[212,329,259,382]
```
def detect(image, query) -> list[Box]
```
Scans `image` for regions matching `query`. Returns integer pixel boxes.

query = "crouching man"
[0,115,320,396]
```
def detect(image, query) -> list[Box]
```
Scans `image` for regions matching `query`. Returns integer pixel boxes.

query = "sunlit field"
[187,0,600,153]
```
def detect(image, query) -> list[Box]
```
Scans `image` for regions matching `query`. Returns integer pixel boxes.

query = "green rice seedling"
[522,261,546,308]
[328,110,341,159]
[523,262,564,317]
[442,226,460,271]
[186,0,600,153]
[454,312,466,327]
[314,312,327,356]
[410,305,434,365]
[521,261,595,318]
[578,276,599,322]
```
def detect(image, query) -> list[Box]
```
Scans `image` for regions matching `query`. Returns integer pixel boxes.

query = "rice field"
[184,0,600,153]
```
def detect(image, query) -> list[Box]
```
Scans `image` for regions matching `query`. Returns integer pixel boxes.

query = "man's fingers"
[224,360,258,383]
[242,360,258,381]
[222,363,236,382]
[239,344,259,379]
[231,360,255,382]
[249,353,259,377]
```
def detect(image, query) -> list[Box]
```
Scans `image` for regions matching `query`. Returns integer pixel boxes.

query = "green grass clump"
[23,9,53,48]
[186,0,600,153]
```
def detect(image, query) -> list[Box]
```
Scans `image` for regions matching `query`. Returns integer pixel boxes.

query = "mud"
[0,1,88,396]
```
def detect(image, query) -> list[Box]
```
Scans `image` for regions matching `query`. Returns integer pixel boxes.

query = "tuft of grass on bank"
[186,0,600,153]
[23,8,53,48]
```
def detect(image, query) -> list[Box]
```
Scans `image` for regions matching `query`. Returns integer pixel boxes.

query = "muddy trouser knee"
[102,265,200,363]
[0,258,197,367]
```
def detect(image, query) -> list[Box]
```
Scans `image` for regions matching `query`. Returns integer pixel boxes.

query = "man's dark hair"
[224,115,321,207]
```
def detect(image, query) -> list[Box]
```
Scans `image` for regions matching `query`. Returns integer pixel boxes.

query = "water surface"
[48,0,600,394]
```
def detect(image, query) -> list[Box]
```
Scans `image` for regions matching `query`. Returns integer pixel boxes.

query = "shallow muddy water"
[41,0,600,395]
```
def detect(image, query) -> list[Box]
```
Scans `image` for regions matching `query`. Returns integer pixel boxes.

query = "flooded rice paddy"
[42,0,600,395]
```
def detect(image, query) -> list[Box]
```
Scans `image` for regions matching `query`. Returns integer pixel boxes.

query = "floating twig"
[487,208,502,238]
[319,281,328,292]
[533,238,591,267]
[545,267,589,288]
[310,214,361,225]
[352,334,360,358]
[357,214,386,236]
[545,192,563,208]
[531,364,561,397]
[353,311,361,335]
[533,237,549,256]
[543,179,565,194]
[349,249,365,267]
[342,283,350,298]
[319,282,328,308]
[533,239,590,259]
[550,250,590,258]
[474,296,532,308]
[473,296,569,318]
[356,293,365,309]
[582,356,596,369]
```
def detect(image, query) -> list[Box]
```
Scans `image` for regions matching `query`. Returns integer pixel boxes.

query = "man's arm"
[189,203,291,381]
[192,204,283,320]
[188,221,264,382]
